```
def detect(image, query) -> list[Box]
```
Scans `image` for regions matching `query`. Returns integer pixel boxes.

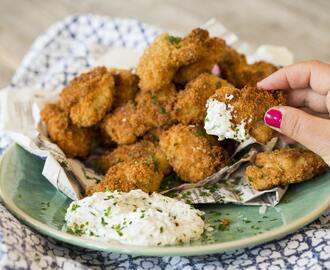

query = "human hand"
[257,60,330,165]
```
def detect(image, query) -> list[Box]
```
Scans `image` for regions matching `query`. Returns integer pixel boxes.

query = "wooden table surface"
[0,0,329,88]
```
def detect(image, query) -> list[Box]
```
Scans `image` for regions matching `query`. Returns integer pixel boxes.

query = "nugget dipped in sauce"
[204,86,286,144]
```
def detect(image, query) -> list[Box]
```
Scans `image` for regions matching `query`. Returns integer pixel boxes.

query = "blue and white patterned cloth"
[0,15,329,269]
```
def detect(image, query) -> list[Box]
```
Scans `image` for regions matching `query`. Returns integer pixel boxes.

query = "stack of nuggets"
[41,28,328,194]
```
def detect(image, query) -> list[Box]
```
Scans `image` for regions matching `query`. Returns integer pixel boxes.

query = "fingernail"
[264,108,282,128]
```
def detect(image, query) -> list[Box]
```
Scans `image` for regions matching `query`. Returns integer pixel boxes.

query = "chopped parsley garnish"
[104,194,114,200]
[112,224,123,236]
[151,95,159,105]
[66,222,85,236]
[167,35,181,45]
[151,155,159,172]
[41,201,50,211]
[160,227,164,233]
[70,204,80,211]
[159,106,166,114]
[101,217,108,226]
[104,207,111,217]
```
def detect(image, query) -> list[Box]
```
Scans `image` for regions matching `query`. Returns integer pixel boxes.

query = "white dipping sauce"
[65,190,205,246]
[204,98,250,142]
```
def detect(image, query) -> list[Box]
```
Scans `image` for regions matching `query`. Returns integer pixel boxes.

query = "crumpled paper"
[0,19,293,205]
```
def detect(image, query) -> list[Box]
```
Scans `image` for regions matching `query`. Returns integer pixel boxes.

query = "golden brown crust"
[159,124,229,183]
[101,101,142,145]
[218,46,277,88]
[60,67,115,127]
[245,148,329,190]
[136,33,184,93]
[134,84,177,130]
[40,103,92,158]
[173,29,226,84]
[137,28,226,93]
[174,73,233,125]
[99,140,171,175]
[88,157,164,194]
[109,68,139,108]
[211,86,286,143]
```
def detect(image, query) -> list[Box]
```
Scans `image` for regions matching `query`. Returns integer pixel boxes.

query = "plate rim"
[1,144,330,256]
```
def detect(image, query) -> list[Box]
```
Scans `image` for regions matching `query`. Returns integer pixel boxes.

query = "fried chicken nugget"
[101,101,144,145]
[159,124,229,183]
[245,148,329,191]
[88,157,164,194]
[137,28,226,92]
[60,67,115,127]
[109,68,139,108]
[134,84,177,130]
[209,86,286,144]
[175,73,233,125]
[99,140,171,175]
[40,103,92,158]
[218,46,277,88]
[136,33,184,93]
[173,29,226,84]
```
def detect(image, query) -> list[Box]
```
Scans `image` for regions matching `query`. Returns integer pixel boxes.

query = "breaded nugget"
[88,157,164,194]
[60,67,115,127]
[109,68,139,108]
[137,28,226,92]
[245,148,329,190]
[218,46,277,88]
[101,101,144,145]
[134,84,177,129]
[159,124,229,183]
[173,29,226,84]
[99,140,171,175]
[209,86,285,143]
[175,73,233,125]
[40,103,92,158]
[136,33,184,93]
[238,61,278,88]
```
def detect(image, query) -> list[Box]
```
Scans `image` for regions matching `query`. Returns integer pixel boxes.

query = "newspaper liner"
[0,20,293,205]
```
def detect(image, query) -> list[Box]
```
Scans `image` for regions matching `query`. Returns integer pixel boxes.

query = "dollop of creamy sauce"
[204,98,250,142]
[65,190,205,246]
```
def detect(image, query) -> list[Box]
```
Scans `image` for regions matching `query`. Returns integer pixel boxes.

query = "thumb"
[264,106,330,163]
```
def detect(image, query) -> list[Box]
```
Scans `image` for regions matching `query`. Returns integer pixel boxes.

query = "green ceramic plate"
[0,144,329,256]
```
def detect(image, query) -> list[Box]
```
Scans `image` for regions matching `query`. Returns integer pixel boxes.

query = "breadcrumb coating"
[88,157,164,194]
[218,47,277,88]
[210,86,286,144]
[99,140,171,175]
[159,124,229,183]
[137,28,226,93]
[60,67,115,127]
[109,68,139,108]
[101,101,143,145]
[175,73,233,125]
[40,103,92,158]
[245,148,329,190]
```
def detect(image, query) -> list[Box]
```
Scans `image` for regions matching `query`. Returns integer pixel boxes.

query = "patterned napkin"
[0,15,329,269]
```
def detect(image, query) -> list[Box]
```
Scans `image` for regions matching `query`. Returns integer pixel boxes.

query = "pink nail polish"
[264,109,282,128]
